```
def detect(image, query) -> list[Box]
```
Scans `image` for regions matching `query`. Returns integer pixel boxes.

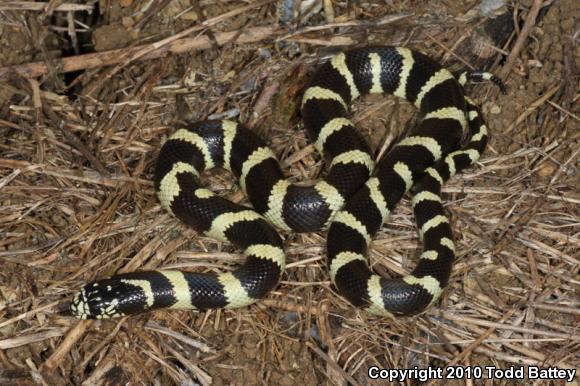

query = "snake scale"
[70,46,504,319]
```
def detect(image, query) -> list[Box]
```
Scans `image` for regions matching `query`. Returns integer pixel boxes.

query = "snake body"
[70,47,502,319]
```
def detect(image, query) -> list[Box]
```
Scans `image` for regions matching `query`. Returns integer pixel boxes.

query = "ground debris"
[0,0,578,385]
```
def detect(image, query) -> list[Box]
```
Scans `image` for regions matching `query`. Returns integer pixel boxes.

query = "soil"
[0,0,578,385]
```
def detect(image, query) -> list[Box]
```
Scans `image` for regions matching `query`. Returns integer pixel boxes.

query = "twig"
[42,104,110,176]
[0,1,94,12]
[442,313,579,340]
[425,33,474,69]
[426,309,517,386]
[80,358,116,386]
[0,328,68,349]
[85,0,274,94]
[133,0,174,31]
[0,25,278,81]
[191,0,220,50]
[145,321,215,353]
[79,318,128,370]
[499,0,548,79]
[531,303,580,315]
[0,158,151,188]
[162,343,213,386]
[547,100,580,121]
[0,301,61,328]
[67,11,79,55]
[277,13,412,42]
[42,320,93,370]
[306,341,362,386]
[504,84,560,134]
[260,299,328,315]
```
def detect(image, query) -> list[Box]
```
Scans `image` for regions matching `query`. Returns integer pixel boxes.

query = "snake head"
[70,278,152,319]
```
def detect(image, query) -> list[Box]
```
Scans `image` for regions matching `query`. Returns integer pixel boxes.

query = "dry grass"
[0,1,578,385]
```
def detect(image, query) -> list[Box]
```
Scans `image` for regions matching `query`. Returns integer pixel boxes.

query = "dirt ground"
[0,0,578,385]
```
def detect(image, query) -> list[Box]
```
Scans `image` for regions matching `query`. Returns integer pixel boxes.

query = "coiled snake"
[70,47,504,319]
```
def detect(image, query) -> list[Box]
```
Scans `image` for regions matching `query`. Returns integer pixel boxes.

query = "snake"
[69,47,504,319]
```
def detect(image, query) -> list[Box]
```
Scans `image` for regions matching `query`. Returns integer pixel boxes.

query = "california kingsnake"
[70,47,504,319]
